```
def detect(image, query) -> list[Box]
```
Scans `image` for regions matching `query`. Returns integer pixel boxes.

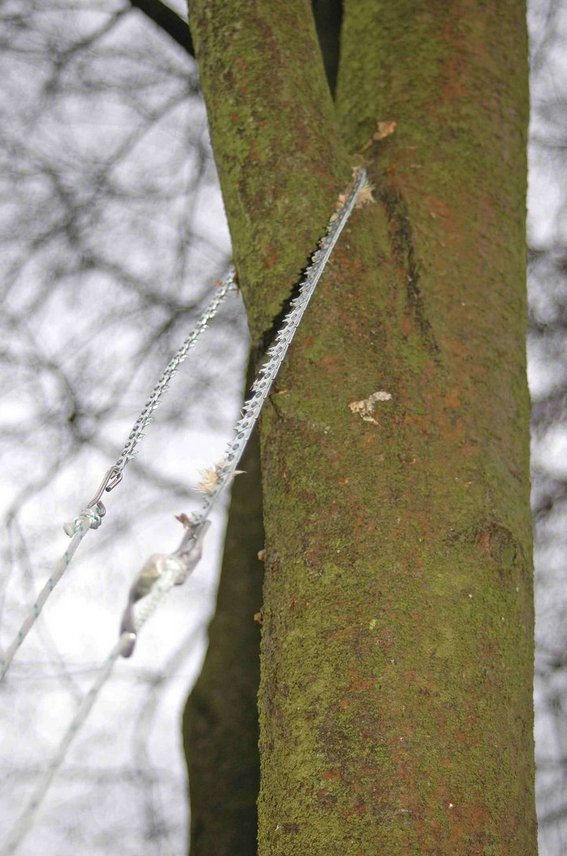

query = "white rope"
[0,529,209,856]
[0,271,235,682]
[0,168,367,853]
[1,636,124,856]
[0,506,103,681]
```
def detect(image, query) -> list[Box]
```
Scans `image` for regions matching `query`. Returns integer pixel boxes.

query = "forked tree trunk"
[186,1,537,853]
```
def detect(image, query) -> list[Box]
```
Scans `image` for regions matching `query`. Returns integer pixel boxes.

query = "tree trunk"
[188,1,537,853]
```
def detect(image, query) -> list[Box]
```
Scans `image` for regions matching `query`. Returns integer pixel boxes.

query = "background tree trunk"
[188,1,537,853]
[183,362,264,856]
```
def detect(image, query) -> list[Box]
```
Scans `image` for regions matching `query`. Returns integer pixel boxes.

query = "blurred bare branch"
[529,1,567,852]
[0,1,247,854]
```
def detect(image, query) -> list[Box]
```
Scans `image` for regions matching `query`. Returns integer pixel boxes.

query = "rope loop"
[63,503,105,537]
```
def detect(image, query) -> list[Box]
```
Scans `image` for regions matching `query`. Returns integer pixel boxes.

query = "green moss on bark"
[189,0,351,341]
[189,1,536,853]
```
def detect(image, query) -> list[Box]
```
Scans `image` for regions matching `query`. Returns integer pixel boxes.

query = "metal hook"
[86,466,123,512]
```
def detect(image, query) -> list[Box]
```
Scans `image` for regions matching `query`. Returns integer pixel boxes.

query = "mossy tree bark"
[187,1,537,853]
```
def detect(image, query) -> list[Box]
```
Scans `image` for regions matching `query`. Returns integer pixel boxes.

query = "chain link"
[112,268,236,477]
[193,168,367,526]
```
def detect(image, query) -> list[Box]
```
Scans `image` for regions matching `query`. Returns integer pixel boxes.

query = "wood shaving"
[197,463,245,493]
[356,178,375,207]
[374,120,397,141]
[196,463,224,494]
[348,390,392,424]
